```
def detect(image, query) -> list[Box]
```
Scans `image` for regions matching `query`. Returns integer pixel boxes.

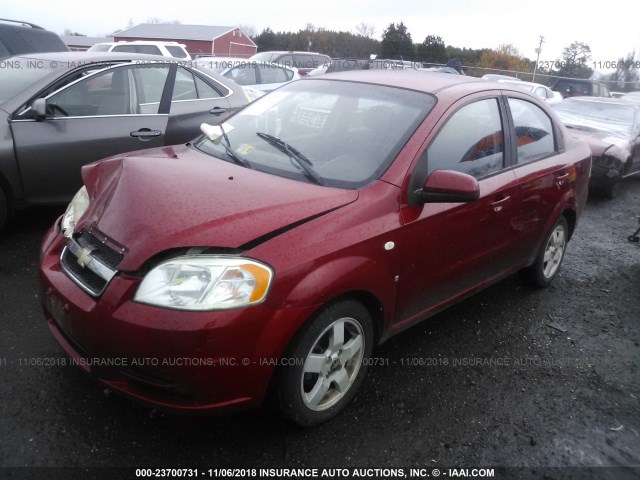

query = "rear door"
[11,63,171,204]
[506,95,571,258]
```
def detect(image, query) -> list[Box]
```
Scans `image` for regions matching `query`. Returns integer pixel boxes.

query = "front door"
[11,63,171,204]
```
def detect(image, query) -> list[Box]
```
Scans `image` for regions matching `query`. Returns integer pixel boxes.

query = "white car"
[497,79,563,105]
[88,41,191,60]
[216,61,300,93]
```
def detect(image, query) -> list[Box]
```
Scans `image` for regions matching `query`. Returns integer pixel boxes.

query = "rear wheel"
[521,217,568,288]
[271,299,373,426]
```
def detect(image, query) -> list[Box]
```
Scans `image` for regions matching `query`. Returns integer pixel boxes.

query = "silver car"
[0,52,257,229]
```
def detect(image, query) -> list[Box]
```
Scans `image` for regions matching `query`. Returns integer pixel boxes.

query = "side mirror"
[31,98,48,120]
[415,170,480,203]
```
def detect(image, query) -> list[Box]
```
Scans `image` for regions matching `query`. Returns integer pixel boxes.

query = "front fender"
[281,254,399,326]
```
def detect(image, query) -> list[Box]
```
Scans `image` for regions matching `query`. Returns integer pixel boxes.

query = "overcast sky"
[5,0,640,68]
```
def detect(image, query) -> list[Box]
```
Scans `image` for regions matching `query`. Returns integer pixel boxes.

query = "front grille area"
[61,248,107,295]
[78,230,124,269]
[60,228,123,297]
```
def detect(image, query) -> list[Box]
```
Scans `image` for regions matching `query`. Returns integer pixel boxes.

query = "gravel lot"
[0,178,639,479]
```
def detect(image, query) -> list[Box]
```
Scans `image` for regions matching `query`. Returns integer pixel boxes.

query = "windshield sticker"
[237,144,255,155]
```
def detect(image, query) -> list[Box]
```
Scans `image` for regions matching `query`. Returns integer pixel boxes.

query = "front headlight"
[61,186,90,237]
[134,256,273,311]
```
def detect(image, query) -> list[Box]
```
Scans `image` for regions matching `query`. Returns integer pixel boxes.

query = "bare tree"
[146,17,181,25]
[63,28,85,36]
[236,24,257,38]
[355,22,376,39]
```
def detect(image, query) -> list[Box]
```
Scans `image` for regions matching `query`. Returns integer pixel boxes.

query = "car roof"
[316,70,483,94]
[11,51,173,62]
[498,79,545,88]
[565,96,638,105]
[254,51,328,56]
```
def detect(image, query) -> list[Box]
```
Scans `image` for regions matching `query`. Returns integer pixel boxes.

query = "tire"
[271,299,373,426]
[521,216,569,288]
[0,188,8,232]
[602,177,621,200]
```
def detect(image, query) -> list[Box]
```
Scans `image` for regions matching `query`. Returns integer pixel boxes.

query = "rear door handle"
[209,107,227,116]
[556,171,570,187]
[490,195,511,212]
[130,129,163,141]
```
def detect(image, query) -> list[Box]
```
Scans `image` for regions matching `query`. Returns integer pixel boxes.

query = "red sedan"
[39,71,591,426]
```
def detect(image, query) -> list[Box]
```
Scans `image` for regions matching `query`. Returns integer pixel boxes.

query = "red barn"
[114,23,257,58]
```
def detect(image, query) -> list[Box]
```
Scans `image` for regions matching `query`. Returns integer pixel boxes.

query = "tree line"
[251,22,639,90]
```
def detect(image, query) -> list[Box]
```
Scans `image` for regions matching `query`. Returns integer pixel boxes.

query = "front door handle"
[130,129,163,141]
[209,107,227,116]
[490,195,511,212]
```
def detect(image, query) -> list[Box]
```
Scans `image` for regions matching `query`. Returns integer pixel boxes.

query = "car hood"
[79,144,358,271]
[565,129,631,158]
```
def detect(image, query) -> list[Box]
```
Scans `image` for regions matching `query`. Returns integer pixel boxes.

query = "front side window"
[48,67,134,116]
[195,79,434,188]
[508,98,555,164]
[47,65,170,116]
[427,98,504,179]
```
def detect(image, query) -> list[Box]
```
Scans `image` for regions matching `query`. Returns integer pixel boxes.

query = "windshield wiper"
[218,123,252,169]
[565,124,601,133]
[256,132,324,185]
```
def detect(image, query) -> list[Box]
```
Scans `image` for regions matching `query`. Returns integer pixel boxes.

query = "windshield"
[553,100,637,137]
[0,57,58,103]
[250,52,276,63]
[501,81,534,93]
[87,44,111,52]
[195,79,434,189]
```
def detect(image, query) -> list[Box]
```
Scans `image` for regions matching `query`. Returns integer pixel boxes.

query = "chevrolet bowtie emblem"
[76,248,93,268]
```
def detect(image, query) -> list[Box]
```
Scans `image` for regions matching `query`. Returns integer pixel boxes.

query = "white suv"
[88,41,191,60]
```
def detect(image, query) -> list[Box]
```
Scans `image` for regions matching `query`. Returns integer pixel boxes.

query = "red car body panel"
[39,72,592,413]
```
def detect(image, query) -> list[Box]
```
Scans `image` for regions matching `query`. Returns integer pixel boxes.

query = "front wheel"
[271,299,373,426]
[521,217,569,288]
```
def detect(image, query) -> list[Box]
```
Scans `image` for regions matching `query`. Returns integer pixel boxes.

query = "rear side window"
[172,67,198,100]
[135,45,162,55]
[194,74,225,98]
[224,65,257,85]
[112,45,137,53]
[166,46,188,58]
[427,98,504,179]
[259,65,290,83]
[508,98,555,164]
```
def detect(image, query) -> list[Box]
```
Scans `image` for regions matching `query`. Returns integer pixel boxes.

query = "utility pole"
[532,35,545,83]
